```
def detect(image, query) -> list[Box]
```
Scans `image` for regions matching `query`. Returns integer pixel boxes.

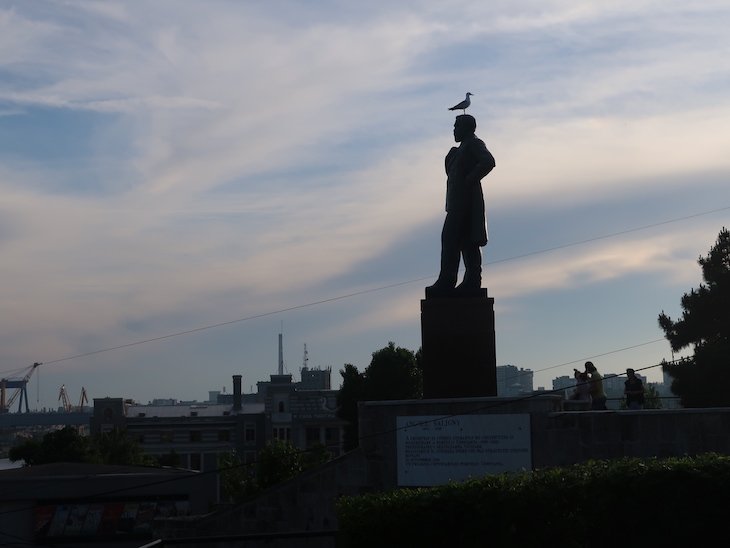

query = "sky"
[1,0,729,409]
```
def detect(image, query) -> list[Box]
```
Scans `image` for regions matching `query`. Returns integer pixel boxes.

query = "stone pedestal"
[420,288,497,398]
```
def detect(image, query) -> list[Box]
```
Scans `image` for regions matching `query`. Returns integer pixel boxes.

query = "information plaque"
[396,414,531,486]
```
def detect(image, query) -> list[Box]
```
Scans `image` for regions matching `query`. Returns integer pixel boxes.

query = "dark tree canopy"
[658,227,730,407]
[337,342,422,450]
[336,363,367,451]
[9,426,154,466]
[219,440,330,502]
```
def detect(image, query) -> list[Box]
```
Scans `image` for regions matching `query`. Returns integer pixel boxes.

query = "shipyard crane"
[58,384,72,413]
[77,387,88,411]
[0,362,41,413]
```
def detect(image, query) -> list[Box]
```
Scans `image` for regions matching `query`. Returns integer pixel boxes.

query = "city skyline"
[1,1,729,409]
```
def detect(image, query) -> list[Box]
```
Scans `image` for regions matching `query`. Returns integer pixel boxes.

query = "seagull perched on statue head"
[448,92,473,113]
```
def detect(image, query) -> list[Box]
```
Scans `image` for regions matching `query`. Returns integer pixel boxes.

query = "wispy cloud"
[0,1,728,402]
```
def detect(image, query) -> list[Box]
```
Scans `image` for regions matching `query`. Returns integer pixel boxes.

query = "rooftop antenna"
[278,331,284,375]
[303,344,309,369]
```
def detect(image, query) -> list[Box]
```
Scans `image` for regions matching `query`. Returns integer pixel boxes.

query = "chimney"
[232,375,242,411]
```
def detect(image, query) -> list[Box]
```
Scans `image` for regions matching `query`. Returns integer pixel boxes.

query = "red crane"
[77,387,88,411]
[58,384,72,412]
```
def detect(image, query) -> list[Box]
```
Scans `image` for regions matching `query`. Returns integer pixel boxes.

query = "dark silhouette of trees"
[337,342,422,451]
[219,440,330,502]
[337,363,367,451]
[9,426,92,465]
[9,426,154,466]
[658,227,730,407]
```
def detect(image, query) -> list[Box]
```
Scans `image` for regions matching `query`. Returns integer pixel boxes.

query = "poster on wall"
[33,498,190,540]
[396,414,531,486]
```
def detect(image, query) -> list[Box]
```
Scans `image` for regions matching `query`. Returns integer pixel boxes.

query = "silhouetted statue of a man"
[427,114,495,296]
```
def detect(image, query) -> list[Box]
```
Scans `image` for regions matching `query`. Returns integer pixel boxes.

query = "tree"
[337,342,422,451]
[219,451,257,502]
[95,429,155,466]
[219,440,331,502]
[337,363,366,451]
[9,426,154,466]
[658,227,730,407]
[9,426,94,465]
[366,342,422,401]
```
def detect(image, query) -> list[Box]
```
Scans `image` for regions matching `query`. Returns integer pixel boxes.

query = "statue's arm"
[445,147,459,174]
[466,139,495,183]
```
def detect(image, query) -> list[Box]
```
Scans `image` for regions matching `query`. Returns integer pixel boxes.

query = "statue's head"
[453,114,476,142]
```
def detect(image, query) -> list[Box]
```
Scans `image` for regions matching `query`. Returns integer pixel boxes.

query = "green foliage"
[337,342,422,450]
[256,438,306,488]
[643,383,662,409]
[9,427,95,465]
[8,426,154,466]
[218,451,257,502]
[365,342,422,401]
[219,440,332,503]
[337,454,730,548]
[659,227,730,407]
[95,428,155,465]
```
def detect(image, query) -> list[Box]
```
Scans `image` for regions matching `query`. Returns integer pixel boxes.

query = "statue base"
[420,287,497,399]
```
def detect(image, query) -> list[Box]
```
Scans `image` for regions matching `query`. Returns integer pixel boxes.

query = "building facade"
[90,369,346,499]
[496,364,534,396]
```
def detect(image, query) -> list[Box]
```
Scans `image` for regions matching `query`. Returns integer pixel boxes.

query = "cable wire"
[3,205,723,378]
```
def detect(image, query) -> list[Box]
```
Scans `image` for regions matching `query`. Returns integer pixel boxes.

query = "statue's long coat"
[444,134,496,246]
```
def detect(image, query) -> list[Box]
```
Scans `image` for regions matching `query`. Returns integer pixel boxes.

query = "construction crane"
[77,387,88,411]
[58,384,72,413]
[0,362,41,413]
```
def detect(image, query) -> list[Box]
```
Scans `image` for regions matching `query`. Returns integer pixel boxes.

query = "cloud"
[1,1,729,403]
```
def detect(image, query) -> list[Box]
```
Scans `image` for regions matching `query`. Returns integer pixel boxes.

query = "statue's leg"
[429,212,461,288]
[457,243,482,289]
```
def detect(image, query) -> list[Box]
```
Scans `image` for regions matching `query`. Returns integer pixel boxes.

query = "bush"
[336,453,730,547]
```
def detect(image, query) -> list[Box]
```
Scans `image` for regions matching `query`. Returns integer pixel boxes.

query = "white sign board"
[396,414,531,486]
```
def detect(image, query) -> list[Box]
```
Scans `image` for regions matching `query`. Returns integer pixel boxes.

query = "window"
[190,453,202,471]
[244,425,256,443]
[273,427,290,441]
[218,430,230,442]
[278,401,285,413]
[190,431,202,442]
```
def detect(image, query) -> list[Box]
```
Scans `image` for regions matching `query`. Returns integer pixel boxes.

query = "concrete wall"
[156,397,730,545]
[532,407,730,467]
[358,396,730,490]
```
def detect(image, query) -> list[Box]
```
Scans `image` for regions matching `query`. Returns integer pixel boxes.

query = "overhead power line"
[3,205,725,377]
